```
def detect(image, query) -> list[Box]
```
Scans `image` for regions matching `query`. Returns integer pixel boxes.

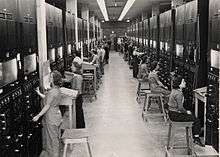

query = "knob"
[14,149,20,152]
[0,114,5,117]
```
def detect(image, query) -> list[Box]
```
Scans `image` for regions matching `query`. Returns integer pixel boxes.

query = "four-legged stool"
[165,120,195,157]
[62,129,92,157]
[136,79,150,103]
[142,92,167,122]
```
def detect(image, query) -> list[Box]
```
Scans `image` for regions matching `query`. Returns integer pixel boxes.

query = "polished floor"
[65,51,218,157]
[66,51,169,157]
[84,52,165,157]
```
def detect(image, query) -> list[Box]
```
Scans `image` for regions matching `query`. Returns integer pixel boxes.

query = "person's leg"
[76,94,85,128]
[46,124,60,157]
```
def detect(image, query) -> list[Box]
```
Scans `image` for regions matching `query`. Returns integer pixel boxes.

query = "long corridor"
[82,52,166,157]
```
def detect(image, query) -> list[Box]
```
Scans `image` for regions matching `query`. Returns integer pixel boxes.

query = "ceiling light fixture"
[118,0,135,21]
[96,0,109,21]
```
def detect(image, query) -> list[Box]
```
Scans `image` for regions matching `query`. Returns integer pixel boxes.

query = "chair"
[62,129,92,157]
[165,119,195,157]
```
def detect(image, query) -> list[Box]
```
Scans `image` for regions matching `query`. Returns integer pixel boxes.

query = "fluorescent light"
[96,0,109,21]
[118,0,135,21]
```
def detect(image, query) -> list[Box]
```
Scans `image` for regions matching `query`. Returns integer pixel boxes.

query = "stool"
[82,73,97,101]
[165,121,194,157]
[62,129,92,157]
[136,79,150,103]
[142,92,167,122]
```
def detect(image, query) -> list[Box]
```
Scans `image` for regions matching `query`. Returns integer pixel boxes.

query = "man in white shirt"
[99,45,105,75]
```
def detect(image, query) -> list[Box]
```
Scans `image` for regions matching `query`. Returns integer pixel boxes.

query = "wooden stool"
[62,129,92,157]
[165,121,195,157]
[142,92,167,122]
[136,79,150,103]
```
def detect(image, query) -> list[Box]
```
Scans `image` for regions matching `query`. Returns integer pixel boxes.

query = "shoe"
[193,137,205,147]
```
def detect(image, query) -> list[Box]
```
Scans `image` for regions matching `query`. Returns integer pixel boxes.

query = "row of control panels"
[0,77,42,157]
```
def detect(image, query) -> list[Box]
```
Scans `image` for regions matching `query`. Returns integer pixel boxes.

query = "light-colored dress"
[41,87,62,157]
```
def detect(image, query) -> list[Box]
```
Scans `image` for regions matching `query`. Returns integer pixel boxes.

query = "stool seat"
[170,121,193,128]
[83,73,94,76]
[62,129,89,139]
[62,129,92,157]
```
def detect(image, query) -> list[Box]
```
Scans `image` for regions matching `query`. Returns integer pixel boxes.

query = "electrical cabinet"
[0,0,17,55]
[206,0,220,151]
[17,0,37,52]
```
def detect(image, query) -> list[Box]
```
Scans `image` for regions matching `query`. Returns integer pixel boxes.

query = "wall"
[101,21,129,39]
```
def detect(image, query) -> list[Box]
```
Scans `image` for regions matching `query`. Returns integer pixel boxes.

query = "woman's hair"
[92,49,97,55]
[172,76,182,89]
[149,61,158,71]
[51,70,62,87]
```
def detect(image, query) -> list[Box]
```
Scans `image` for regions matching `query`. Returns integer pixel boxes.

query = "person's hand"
[32,115,40,122]
[35,87,41,94]
[35,87,40,92]
[186,110,192,115]
[170,71,175,76]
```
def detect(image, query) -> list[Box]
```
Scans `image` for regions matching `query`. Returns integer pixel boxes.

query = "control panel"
[23,76,42,157]
[158,54,172,90]
[206,69,219,151]
[0,87,26,157]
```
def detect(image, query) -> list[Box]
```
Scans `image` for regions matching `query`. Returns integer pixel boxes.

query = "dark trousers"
[105,51,109,63]
[168,110,201,136]
[133,56,139,78]
[76,94,85,128]
[100,61,104,75]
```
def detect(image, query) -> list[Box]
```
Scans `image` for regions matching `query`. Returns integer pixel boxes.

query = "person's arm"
[32,89,57,121]
[155,73,167,89]
[90,55,96,64]
[35,88,46,99]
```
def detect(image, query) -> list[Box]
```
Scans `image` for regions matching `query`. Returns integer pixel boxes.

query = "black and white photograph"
[0,0,219,156]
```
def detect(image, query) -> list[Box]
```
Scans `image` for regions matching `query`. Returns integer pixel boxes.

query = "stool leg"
[63,143,68,157]
[86,138,93,157]
[186,127,191,155]
[167,123,172,150]
[137,82,141,95]
[159,95,167,122]
[189,127,194,155]
[143,93,148,112]
[146,95,151,111]
[169,125,176,150]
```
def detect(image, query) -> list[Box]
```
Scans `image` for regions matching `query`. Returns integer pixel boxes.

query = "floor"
[66,52,198,157]
[65,51,170,157]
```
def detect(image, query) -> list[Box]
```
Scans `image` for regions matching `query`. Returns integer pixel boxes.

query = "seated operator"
[168,76,205,147]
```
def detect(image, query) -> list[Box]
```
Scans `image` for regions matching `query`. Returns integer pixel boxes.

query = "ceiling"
[46,0,172,21]
[123,0,171,20]
[85,0,171,21]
